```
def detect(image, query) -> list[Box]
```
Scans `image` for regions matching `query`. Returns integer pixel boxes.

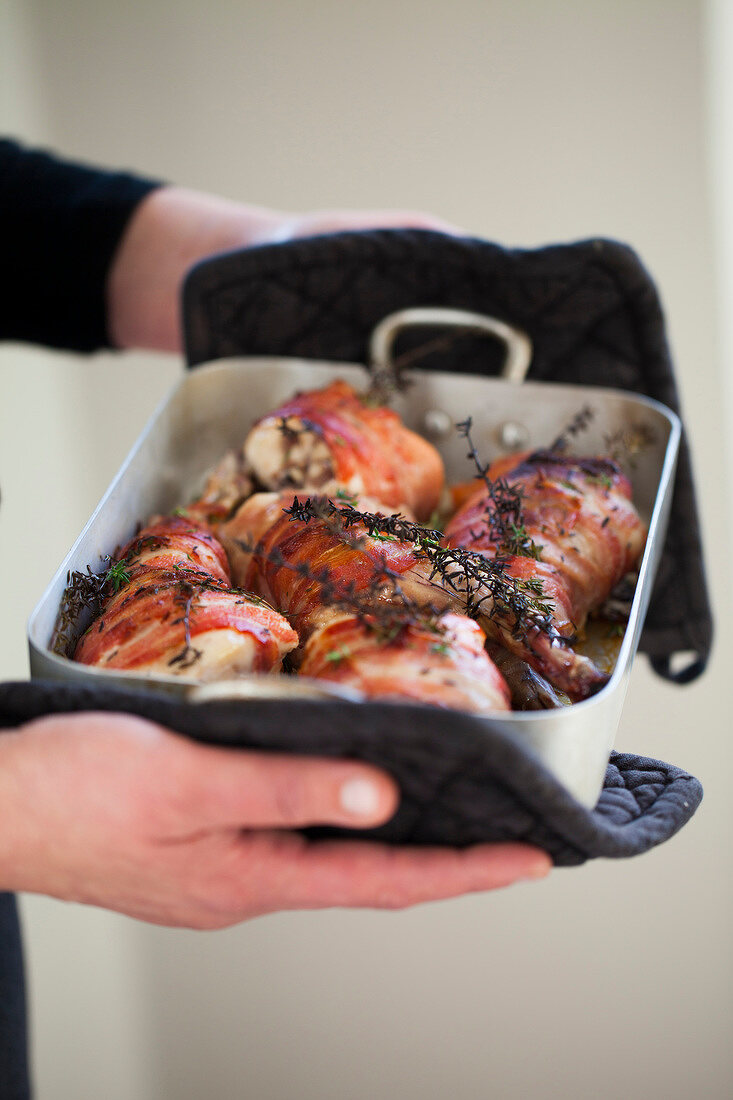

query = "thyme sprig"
[364,364,413,407]
[548,405,595,452]
[284,495,443,550]
[51,566,111,656]
[105,560,131,592]
[237,521,445,644]
[365,329,476,406]
[238,495,447,642]
[278,495,558,643]
[52,545,147,655]
[456,418,543,560]
[421,541,556,640]
[167,583,203,670]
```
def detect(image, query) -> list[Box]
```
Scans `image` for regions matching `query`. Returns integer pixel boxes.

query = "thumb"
[172,742,400,831]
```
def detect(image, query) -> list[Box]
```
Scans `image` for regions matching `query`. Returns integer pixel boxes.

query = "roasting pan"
[27,309,681,807]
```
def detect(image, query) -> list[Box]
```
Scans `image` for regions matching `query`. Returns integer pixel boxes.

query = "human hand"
[0,712,550,928]
[106,186,462,352]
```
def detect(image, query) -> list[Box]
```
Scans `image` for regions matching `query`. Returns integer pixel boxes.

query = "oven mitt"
[183,229,713,684]
[0,681,703,865]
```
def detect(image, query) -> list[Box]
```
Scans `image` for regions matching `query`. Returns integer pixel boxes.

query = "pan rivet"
[497,420,529,450]
[422,409,453,438]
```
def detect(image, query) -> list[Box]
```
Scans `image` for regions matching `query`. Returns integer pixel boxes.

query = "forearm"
[105,186,287,352]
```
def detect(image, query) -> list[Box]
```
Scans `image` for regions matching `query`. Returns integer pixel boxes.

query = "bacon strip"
[299,612,511,714]
[118,515,232,583]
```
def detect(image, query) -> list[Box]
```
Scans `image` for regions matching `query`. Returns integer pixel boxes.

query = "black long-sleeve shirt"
[0,138,160,351]
[1,138,161,1099]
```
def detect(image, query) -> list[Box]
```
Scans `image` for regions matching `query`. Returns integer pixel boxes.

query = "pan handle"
[368,307,533,392]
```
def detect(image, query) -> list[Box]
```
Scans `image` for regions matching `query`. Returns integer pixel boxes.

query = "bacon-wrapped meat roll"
[243,380,445,521]
[221,491,451,647]
[443,451,647,699]
[299,611,511,714]
[74,517,297,680]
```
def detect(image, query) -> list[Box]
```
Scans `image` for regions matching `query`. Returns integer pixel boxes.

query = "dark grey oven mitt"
[0,680,703,866]
[2,230,708,863]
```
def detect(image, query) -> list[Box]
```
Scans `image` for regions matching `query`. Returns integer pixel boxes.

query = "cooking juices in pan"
[62,379,647,715]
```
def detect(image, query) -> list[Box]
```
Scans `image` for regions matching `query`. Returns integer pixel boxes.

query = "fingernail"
[339,777,381,819]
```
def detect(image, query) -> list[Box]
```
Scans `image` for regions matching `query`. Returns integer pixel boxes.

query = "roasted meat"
[299,611,511,714]
[73,517,297,679]
[443,450,647,699]
[243,379,445,521]
[221,491,452,645]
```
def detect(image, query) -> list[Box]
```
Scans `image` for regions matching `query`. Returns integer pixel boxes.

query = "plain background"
[1,1,731,1097]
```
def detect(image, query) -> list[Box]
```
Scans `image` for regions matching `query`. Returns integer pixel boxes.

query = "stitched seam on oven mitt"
[0,680,703,865]
[181,229,712,682]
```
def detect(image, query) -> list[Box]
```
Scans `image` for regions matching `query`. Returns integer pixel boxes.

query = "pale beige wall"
[1,1,731,1097]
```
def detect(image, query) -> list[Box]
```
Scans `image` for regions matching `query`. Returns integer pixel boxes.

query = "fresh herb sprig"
[167,582,203,670]
[236,521,444,645]
[51,566,111,656]
[456,418,543,561]
[277,495,558,644]
[52,545,142,655]
[548,405,595,453]
[105,560,131,592]
[52,533,258,662]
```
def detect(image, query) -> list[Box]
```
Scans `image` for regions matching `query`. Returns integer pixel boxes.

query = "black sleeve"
[0,138,162,352]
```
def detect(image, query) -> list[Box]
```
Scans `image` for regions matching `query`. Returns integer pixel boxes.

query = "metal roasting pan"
[28,310,681,807]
